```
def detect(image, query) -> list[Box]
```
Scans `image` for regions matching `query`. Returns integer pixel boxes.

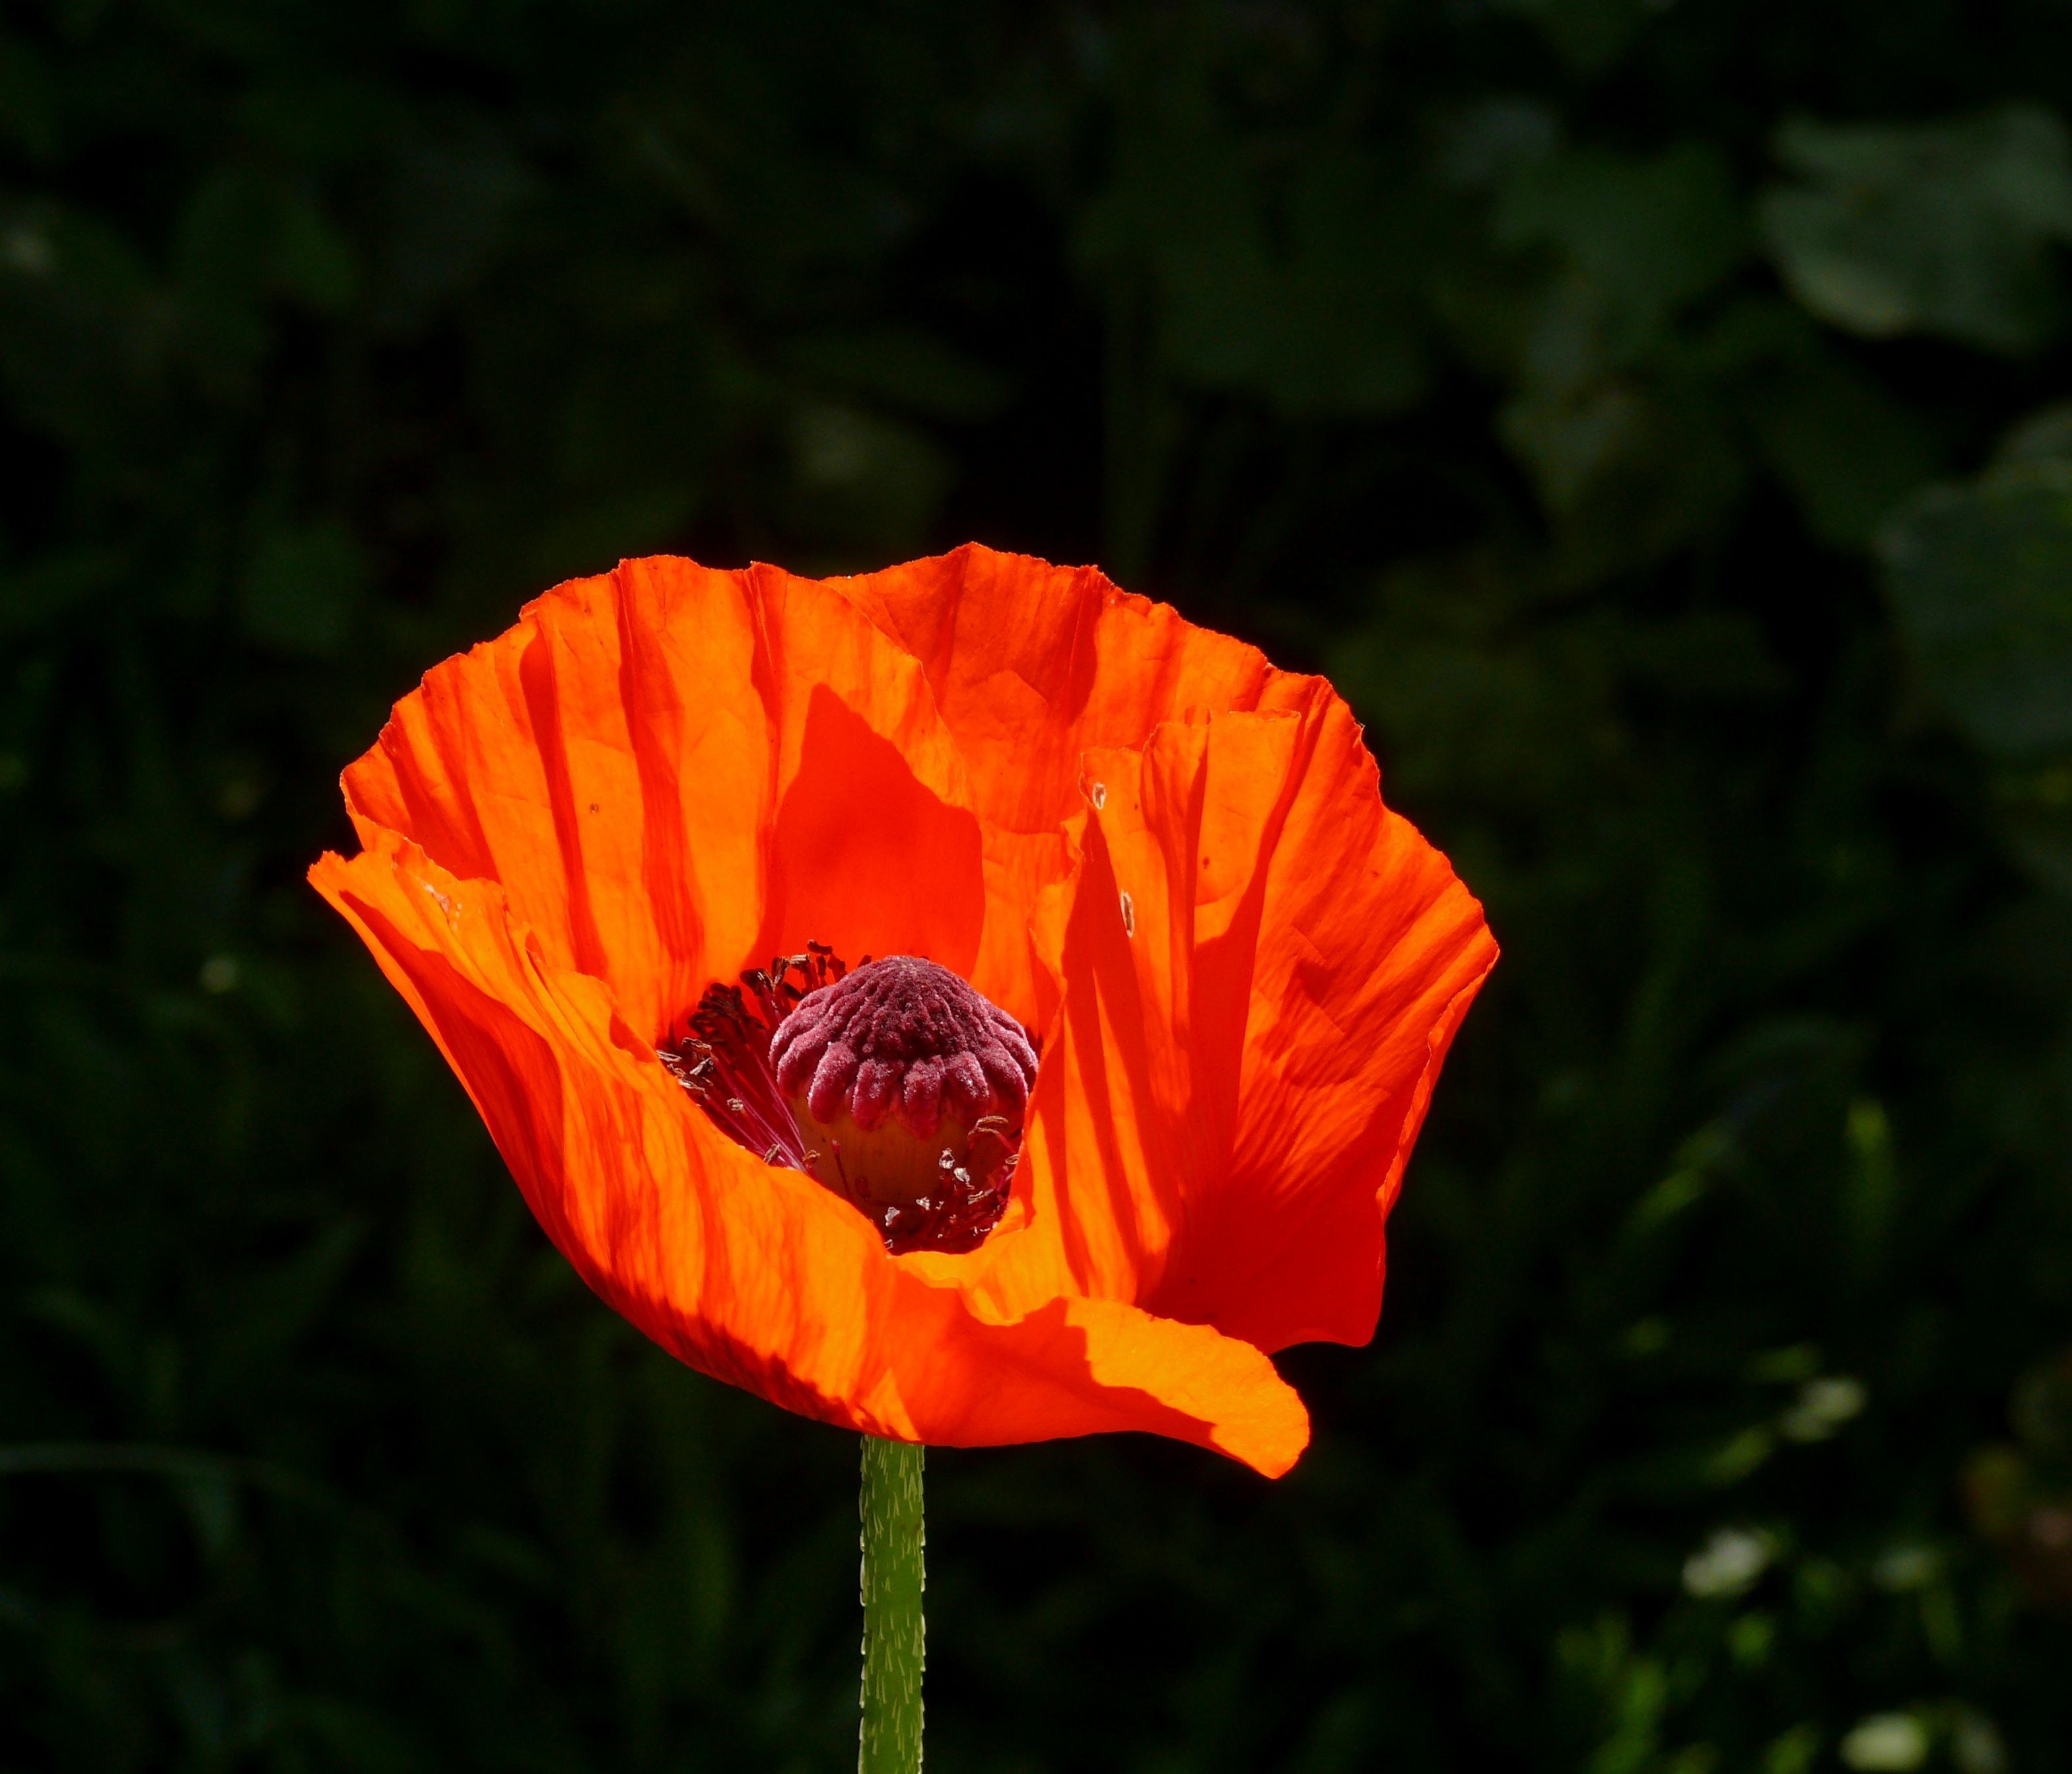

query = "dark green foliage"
[4,1,2072,1769]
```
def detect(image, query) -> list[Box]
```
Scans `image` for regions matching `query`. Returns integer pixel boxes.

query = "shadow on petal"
[757,683,986,977]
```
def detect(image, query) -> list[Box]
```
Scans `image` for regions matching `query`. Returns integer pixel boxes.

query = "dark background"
[6,3,2072,1769]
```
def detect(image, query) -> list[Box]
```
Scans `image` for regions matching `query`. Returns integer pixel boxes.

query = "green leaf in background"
[1879,458,2072,760]
[1995,400,2072,467]
[240,520,368,658]
[1495,142,1746,364]
[1486,144,1748,569]
[783,406,953,563]
[1881,427,2072,890]
[1495,0,1650,75]
[1752,346,1944,551]
[376,123,530,322]
[784,328,1013,424]
[0,547,125,640]
[1160,150,1432,416]
[1760,106,2072,353]
[1084,52,1430,419]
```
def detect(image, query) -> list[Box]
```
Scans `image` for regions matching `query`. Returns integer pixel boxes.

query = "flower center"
[660,946,1037,1254]
[772,954,1039,1208]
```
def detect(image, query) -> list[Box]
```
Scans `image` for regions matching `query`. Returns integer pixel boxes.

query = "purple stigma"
[664,944,1036,1248]
[771,954,1038,1143]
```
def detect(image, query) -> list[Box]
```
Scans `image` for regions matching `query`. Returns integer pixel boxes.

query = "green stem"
[858,1435,924,1774]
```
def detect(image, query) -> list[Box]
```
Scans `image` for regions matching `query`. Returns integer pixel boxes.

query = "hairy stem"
[859,1435,924,1773]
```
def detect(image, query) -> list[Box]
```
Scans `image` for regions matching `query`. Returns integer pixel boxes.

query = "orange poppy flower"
[310,545,1495,1476]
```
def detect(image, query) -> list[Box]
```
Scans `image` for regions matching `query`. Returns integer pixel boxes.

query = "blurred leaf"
[1086,75,1431,417]
[1499,372,1746,567]
[1764,1723,1822,1774]
[1760,106,2072,353]
[1493,0,1653,74]
[1995,400,2072,466]
[378,122,528,321]
[240,520,366,657]
[1752,355,1943,550]
[1433,97,1563,192]
[272,190,358,313]
[1486,145,1750,567]
[0,32,59,162]
[783,405,951,561]
[1879,460,2072,759]
[1495,143,1746,360]
[171,167,287,384]
[0,548,125,639]
[0,206,156,449]
[520,484,702,588]
[785,328,1012,422]
[1167,152,1432,415]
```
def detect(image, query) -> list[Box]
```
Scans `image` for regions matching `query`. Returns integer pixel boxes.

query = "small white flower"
[1871,1543,1936,1590]
[1840,1714,1929,1772]
[1779,1374,1867,1442]
[1682,1526,1772,1599]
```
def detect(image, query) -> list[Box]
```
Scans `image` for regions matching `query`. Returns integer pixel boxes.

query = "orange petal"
[341,558,1034,1038]
[801,546,1332,835]
[310,833,1307,1474]
[947,701,1495,1349]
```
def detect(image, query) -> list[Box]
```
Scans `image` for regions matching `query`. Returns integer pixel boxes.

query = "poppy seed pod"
[773,954,1037,1204]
